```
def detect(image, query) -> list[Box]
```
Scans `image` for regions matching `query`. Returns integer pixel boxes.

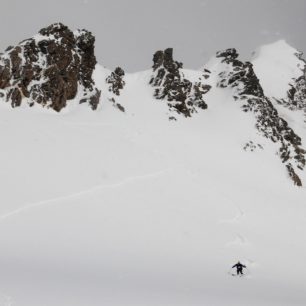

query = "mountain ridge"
[0,23,306,187]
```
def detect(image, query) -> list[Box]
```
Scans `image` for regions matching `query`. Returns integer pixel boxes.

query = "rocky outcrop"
[106,67,125,96]
[283,53,306,111]
[0,23,101,111]
[216,48,306,186]
[286,73,306,110]
[105,67,125,112]
[217,49,264,98]
[149,48,210,118]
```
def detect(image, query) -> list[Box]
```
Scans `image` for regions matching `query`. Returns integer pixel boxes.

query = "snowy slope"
[252,40,304,100]
[0,61,306,306]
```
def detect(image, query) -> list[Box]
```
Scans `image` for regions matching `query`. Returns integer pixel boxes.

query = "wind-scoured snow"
[0,58,306,306]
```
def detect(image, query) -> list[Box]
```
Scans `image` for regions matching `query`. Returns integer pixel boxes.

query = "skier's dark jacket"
[232,262,246,269]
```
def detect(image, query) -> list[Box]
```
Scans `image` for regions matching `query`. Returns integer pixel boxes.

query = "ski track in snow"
[226,234,250,247]
[0,169,169,221]
[217,192,253,273]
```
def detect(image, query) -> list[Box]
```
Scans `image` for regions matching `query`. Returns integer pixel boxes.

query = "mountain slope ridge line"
[0,23,306,186]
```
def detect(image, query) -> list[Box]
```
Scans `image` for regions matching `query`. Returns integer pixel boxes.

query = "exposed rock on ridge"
[106,67,126,112]
[106,67,125,96]
[216,48,306,186]
[0,23,101,111]
[0,27,305,187]
[149,48,211,118]
[283,53,306,111]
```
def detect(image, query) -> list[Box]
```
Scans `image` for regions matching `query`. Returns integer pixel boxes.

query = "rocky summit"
[0,23,101,111]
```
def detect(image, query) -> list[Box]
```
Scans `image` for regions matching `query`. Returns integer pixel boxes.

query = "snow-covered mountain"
[0,24,306,306]
[252,40,305,101]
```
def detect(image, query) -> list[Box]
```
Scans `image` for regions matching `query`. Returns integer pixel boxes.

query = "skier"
[232,261,246,275]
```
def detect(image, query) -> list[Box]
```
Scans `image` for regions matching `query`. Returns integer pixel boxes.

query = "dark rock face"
[0,23,100,111]
[216,48,239,61]
[150,48,210,118]
[281,53,306,111]
[286,74,306,110]
[217,48,306,186]
[217,48,264,97]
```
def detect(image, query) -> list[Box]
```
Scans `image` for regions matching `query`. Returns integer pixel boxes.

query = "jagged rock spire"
[0,22,101,111]
[106,67,126,112]
[150,48,210,118]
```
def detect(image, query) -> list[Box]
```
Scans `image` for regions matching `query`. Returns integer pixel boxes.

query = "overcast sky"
[0,0,305,72]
